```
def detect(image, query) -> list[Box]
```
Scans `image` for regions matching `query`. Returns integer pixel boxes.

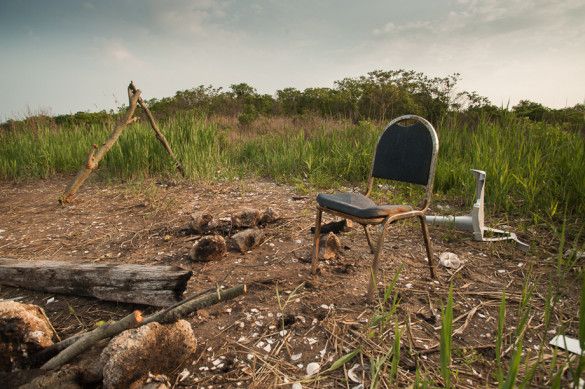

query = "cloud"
[99,40,145,67]
[150,0,231,37]
[362,0,585,107]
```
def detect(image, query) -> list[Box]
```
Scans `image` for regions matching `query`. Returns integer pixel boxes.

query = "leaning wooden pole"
[128,81,186,177]
[59,84,141,204]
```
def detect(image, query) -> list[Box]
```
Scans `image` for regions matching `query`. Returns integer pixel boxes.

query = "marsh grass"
[1,114,582,225]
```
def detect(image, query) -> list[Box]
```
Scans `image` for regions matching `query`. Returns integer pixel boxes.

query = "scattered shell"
[291,353,302,361]
[439,252,462,269]
[306,362,321,376]
[177,368,190,382]
[347,364,361,383]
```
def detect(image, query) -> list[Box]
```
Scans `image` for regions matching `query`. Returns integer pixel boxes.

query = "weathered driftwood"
[128,81,186,177]
[41,311,143,370]
[60,85,141,204]
[0,258,193,307]
[145,284,247,324]
[37,285,246,371]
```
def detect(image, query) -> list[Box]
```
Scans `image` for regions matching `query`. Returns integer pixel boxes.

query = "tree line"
[2,69,584,133]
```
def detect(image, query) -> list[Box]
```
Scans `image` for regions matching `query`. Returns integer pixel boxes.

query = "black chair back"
[371,119,436,186]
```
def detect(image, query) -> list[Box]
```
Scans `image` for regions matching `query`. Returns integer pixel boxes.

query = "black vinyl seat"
[316,193,412,219]
[311,115,440,300]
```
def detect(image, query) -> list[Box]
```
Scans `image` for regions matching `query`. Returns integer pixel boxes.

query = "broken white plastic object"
[549,335,584,355]
[425,169,529,251]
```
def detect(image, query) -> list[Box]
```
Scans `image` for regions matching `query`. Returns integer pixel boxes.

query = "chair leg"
[419,215,436,278]
[311,208,323,275]
[367,221,388,300]
[363,225,375,254]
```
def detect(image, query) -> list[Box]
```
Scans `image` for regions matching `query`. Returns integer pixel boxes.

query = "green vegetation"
[1,112,583,226]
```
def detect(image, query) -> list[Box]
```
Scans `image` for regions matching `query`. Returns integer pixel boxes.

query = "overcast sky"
[1,0,584,120]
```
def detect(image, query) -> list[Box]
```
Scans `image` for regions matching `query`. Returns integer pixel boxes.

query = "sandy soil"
[0,177,579,388]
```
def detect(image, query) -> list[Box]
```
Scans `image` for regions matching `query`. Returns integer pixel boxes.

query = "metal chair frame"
[310,115,439,299]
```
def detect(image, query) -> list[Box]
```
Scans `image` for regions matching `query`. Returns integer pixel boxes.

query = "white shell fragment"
[439,252,462,269]
[306,362,321,376]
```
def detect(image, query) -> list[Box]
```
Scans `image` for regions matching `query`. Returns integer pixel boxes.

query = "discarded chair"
[311,115,439,299]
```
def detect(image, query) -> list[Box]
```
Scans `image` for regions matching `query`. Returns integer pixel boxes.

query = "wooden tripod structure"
[60,81,186,204]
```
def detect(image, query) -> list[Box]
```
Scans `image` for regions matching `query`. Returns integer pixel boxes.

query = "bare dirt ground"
[0,178,580,388]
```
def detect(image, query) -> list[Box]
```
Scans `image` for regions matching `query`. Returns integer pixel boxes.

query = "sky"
[1,0,584,120]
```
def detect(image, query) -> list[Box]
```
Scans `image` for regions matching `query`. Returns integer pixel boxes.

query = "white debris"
[347,364,361,383]
[263,343,272,352]
[295,239,302,244]
[306,362,320,376]
[439,252,462,269]
[497,269,506,273]
[212,358,222,366]
[550,335,584,355]
[247,354,254,360]
[279,330,287,337]
[251,308,259,313]
[292,383,303,389]
[177,368,190,382]
[307,338,318,345]
[291,353,302,361]
[46,297,55,304]
[405,283,413,289]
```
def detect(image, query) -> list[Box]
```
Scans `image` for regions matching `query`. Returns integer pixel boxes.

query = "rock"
[101,320,197,389]
[230,229,264,253]
[190,235,226,262]
[231,208,260,228]
[319,233,341,260]
[19,366,82,389]
[439,252,462,269]
[189,213,214,234]
[0,301,55,372]
[311,219,353,234]
[258,207,279,225]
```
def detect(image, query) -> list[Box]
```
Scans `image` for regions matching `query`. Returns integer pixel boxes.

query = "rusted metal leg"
[419,215,436,278]
[367,221,388,300]
[363,225,375,254]
[311,208,323,275]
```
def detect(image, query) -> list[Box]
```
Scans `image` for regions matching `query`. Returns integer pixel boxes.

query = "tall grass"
[1,114,583,223]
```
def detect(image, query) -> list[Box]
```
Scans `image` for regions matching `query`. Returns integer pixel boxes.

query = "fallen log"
[38,285,246,371]
[0,258,193,307]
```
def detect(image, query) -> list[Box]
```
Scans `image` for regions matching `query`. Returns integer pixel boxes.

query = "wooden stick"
[60,85,141,203]
[144,284,247,324]
[128,81,186,177]
[35,285,246,368]
[41,310,143,370]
